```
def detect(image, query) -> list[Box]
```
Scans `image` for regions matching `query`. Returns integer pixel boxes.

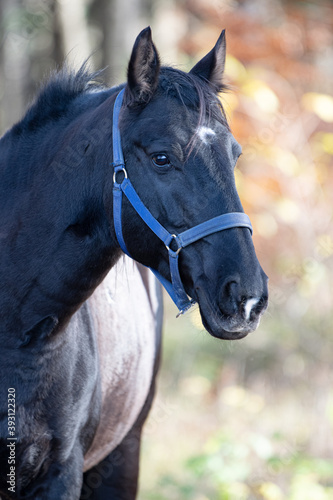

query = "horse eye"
[151,154,170,168]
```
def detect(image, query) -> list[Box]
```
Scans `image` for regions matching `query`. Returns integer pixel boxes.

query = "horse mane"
[8,62,228,143]
[11,62,106,136]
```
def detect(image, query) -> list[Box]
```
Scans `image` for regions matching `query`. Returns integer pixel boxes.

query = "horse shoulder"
[83,257,162,471]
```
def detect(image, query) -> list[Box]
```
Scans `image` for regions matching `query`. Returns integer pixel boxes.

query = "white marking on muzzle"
[244,298,259,321]
[197,126,216,144]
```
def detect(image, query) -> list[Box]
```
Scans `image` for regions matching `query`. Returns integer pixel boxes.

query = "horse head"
[110,27,268,339]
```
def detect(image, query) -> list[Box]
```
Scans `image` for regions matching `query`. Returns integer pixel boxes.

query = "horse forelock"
[157,67,230,153]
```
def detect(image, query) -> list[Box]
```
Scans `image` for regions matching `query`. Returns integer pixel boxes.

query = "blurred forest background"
[1,0,333,499]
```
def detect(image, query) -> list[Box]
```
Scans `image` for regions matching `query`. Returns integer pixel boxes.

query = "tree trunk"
[56,0,91,62]
[0,0,27,133]
[89,0,151,85]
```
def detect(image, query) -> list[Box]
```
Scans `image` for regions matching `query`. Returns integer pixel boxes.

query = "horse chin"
[200,312,260,340]
[195,290,261,341]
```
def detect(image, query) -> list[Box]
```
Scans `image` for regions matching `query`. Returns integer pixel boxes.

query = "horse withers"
[0,27,268,499]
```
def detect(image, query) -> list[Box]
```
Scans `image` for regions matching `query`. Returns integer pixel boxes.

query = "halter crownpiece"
[112,88,253,315]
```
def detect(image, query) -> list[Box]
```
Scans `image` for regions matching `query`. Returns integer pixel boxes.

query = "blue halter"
[112,88,253,315]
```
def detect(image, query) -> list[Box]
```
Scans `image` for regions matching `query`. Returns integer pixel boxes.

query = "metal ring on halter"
[165,234,182,255]
[113,167,128,184]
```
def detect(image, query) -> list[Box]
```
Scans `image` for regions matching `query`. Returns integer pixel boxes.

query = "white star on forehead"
[197,126,216,144]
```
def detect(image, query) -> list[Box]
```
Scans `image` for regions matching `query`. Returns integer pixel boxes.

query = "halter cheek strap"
[112,88,253,315]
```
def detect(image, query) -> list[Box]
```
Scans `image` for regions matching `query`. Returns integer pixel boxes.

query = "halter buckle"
[165,234,182,255]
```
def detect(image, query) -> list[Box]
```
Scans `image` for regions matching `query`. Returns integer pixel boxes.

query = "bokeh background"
[1,0,333,498]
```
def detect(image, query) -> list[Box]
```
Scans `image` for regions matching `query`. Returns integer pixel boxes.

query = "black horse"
[0,28,268,499]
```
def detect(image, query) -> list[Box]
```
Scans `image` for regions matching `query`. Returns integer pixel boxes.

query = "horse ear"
[189,30,226,92]
[126,27,160,106]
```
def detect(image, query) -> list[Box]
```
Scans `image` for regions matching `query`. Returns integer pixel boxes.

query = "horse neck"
[0,95,123,338]
[0,215,121,339]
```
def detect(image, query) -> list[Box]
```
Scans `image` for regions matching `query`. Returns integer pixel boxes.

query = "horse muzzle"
[194,273,268,340]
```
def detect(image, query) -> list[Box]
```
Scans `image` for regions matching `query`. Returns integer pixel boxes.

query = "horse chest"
[83,258,161,471]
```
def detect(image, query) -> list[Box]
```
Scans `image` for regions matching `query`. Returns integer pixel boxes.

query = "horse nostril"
[242,297,258,320]
[220,274,268,321]
[243,295,268,321]
[256,295,268,315]
[219,278,241,316]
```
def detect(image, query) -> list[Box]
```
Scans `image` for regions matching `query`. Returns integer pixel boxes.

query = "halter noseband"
[112,88,253,315]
